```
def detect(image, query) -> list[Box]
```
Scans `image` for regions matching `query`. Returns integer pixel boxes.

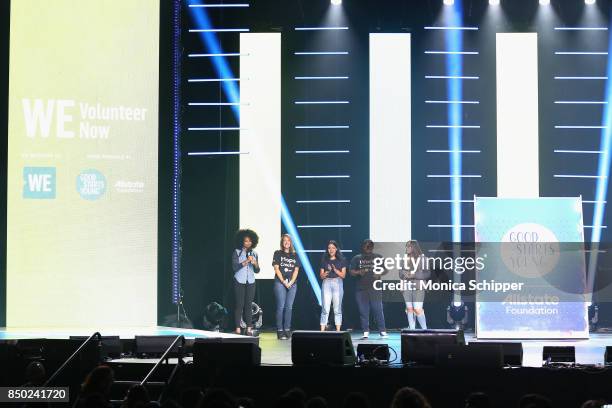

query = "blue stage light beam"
[586,24,612,300]
[281,196,322,305]
[187,0,240,118]
[445,1,465,243]
[591,27,612,245]
[187,1,320,303]
[442,1,465,308]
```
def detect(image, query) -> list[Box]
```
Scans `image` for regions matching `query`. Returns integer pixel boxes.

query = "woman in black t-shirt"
[319,240,347,331]
[272,234,301,340]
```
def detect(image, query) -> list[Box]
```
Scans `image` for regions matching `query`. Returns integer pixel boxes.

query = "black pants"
[234,279,256,328]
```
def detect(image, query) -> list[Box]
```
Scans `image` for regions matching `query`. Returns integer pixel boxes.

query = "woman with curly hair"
[232,228,260,335]
[319,240,346,331]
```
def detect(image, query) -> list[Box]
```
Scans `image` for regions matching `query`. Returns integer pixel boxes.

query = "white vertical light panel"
[240,33,281,279]
[496,33,539,198]
[369,33,412,241]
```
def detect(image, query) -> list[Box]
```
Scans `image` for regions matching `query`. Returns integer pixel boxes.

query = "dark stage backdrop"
[177,0,612,332]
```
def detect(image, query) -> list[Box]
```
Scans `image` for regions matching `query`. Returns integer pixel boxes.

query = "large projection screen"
[6,0,159,327]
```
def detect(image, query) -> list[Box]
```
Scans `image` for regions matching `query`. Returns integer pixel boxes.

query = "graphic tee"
[320,257,346,279]
[350,253,384,291]
[272,250,301,281]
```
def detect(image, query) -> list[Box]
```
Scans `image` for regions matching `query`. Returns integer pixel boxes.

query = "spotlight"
[331,0,342,5]
[202,302,228,331]
[240,302,263,334]
[443,0,454,5]
[539,0,550,5]
[489,0,500,4]
[447,301,468,330]
[585,0,595,4]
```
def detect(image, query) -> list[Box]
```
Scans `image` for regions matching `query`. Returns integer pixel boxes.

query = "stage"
[2,326,612,366]
[2,326,612,407]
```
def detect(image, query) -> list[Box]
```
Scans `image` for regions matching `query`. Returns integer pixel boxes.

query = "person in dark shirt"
[350,239,388,339]
[272,234,301,340]
[319,240,347,331]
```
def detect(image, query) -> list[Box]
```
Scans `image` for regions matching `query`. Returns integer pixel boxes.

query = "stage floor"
[0,326,244,340]
[2,327,611,367]
[259,331,612,366]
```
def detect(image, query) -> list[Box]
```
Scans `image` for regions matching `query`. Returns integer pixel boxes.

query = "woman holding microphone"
[231,229,260,336]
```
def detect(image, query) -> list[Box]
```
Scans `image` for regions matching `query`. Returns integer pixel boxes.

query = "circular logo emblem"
[500,223,560,278]
[76,169,106,200]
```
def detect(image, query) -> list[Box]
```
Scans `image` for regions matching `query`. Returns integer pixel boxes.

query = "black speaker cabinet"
[193,337,261,367]
[291,331,356,366]
[435,344,504,369]
[42,339,102,384]
[70,336,122,359]
[470,342,523,366]
[543,346,575,363]
[134,335,183,358]
[401,329,465,365]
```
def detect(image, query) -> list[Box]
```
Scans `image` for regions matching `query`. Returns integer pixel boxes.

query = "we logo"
[23,167,56,199]
[22,98,74,138]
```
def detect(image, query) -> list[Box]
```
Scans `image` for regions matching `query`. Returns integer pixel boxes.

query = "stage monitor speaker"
[291,331,356,366]
[604,346,612,365]
[543,346,575,364]
[0,343,21,385]
[435,344,503,369]
[42,339,101,384]
[134,335,183,358]
[70,336,122,359]
[401,329,465,365]
[470,342,523,366]
[16,338,45,360]
[605,346,612,365]
[193,338,261,367]
[356,343,390,362]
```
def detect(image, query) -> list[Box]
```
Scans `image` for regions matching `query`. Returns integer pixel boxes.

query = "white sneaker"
[361,331,369,339]
[380,331,389,338]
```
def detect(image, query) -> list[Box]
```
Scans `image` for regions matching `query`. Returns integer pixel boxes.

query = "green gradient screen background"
[7,0,159,327]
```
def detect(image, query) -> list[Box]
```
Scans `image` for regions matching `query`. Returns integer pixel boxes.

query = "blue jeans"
[273,280,297,331]
[356,289,386,332]
[320,278,343,326]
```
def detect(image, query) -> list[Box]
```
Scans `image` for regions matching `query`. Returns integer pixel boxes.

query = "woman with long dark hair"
[319,240,346,331]
[272,234,300,340]
[400,240,428,329]
[231,229,260,335]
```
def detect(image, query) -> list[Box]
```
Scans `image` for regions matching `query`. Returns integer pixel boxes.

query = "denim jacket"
[232,248,260,284]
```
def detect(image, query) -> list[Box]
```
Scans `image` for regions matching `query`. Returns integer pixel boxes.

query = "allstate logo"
[76,169,106,200]
[501,223,560,278]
